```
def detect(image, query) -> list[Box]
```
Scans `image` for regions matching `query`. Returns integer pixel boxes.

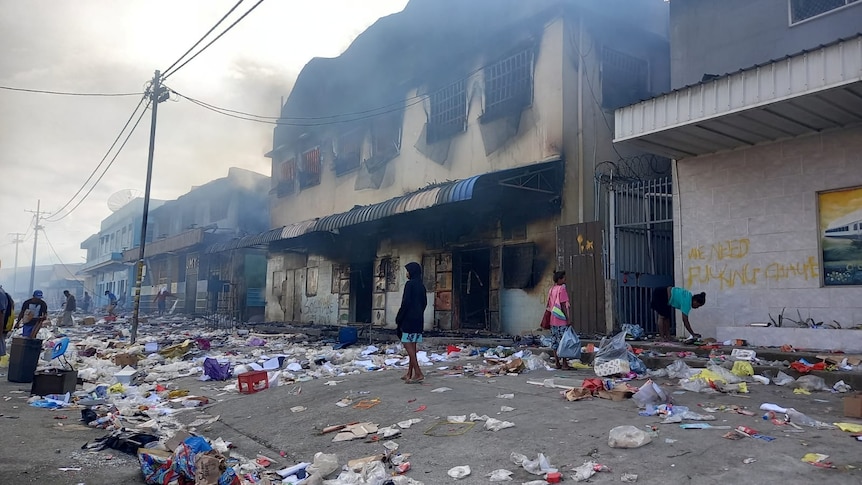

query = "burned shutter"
[434,253,453,330]
[489,246,502,332]
[336,264,350,323]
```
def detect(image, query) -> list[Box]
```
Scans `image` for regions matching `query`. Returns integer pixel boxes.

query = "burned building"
[122,168,270,320]
[232,0,670,334]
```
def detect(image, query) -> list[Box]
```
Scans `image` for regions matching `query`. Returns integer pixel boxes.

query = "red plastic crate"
[237,370,269,394]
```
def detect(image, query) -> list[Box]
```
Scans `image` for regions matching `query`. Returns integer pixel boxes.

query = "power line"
[0,85,143,97]
[46,95,149,221]
[48,98,152,223]
[162,0,246,75]
[42,229,94,294]
[162,0,266,80]
[172,88,423,127]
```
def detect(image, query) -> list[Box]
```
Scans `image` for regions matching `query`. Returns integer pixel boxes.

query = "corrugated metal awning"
[614,35,862,159]
[206,160,560,253]
[315,176,479,232]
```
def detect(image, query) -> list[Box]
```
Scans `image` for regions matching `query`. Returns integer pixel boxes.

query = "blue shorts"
[401,333,423,343]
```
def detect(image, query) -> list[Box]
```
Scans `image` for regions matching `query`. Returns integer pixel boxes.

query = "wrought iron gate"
[612,177,674,335]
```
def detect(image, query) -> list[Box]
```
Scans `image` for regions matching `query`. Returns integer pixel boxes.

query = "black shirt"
[20,298,48,322]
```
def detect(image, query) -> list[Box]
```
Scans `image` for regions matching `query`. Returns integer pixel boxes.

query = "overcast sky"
[0,0,407,273]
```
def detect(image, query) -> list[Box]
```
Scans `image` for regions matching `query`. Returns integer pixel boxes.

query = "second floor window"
[601,46,649,110]
[427,79,467,144]
[276,156,297,196]
[483,49,534,121]
[300,146,321,188]
[790,0,860,23]
[334,131,362,176]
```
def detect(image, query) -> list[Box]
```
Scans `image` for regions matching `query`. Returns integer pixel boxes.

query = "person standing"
[650,286,706,342]
[60,290,76,327]
[105,290,118,316]
[396,262,427,384]
[153,288,175,316]
[15,290,48,339]
[546,270,571,369]
[82,291,92,313]
[0,286,11,357]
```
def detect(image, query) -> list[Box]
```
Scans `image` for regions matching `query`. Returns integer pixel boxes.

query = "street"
[2,344,862,485]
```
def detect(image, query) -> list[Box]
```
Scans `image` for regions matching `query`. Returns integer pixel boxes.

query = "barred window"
[427,79,466,144]
[601,46,649,110]
[790,0,860,23]
[483,49,533,121]
[299,146,321,188]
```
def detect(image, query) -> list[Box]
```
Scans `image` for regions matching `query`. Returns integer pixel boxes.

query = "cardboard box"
[82,317,96,326]
[114,353,139,368]
[844,393,862,418]
[165,430,193,452]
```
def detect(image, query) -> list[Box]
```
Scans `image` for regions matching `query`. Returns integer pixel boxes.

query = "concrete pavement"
[3,352,862,484]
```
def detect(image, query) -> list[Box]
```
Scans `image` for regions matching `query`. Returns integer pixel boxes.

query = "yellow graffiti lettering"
[686,258,818,290]
[688,246,705,260]
[687,238,750,261]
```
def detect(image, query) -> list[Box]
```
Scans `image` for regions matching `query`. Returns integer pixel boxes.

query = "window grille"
[484,49,533,120]
[790,0,859,23]
[300,147,321,188]
[601,46,649,110]
[427,79,466,143]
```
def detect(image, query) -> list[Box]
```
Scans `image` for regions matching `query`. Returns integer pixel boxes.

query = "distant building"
[615,0,862,337]
[123,167,270,320]
[0,264,84,310]
[227,0,672,335]
[80,198,165,310]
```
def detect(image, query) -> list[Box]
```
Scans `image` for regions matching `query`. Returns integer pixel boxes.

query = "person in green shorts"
[396,262,427,384]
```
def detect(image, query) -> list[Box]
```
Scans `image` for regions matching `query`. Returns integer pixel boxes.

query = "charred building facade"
[243,0,670,334]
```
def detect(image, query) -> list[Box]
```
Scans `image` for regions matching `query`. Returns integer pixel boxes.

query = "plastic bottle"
[785,408,819,427]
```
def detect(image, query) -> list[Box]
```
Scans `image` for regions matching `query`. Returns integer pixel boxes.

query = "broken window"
[502,243,535,289]
[299,146,321,189]
[275,156,297,196]
[601,46,649,110]
[427,79,467,144]
[790,0,859,23]
[483,49,534,121]
[371,113,403,161]
[502,220,528,241]
[334,130,363,176]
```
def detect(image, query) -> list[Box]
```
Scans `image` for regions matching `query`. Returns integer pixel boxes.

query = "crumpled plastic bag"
[621,323,645,339]
[324,460,387,484]
[794,375,828,391]
[594,332,627,366]
[731,361,754,377]
[608,425,652,449]
[487,469,513,482]
[627,351,648,375]
[204,358,231,381]
[484,418,515,431]
[306,453,339,478]
[666,360,696,379]
[695,363,741,384]
[520,453,557,475]
[447,465,471,479]
[773,371,795,386]
[572,461,600,482]
[632,380,669,408]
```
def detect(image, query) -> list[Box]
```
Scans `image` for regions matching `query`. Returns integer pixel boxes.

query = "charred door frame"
[453,246,491,330]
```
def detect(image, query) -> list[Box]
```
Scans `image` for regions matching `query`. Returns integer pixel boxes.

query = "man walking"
[61,290,76,327]
[15,290,48,339]
[153,288,175,316]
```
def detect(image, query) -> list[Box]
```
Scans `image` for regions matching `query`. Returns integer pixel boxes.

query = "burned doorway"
[351,261,373,323]
[455,248,490,330]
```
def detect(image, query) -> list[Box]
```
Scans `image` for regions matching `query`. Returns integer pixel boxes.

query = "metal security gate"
[612,177,674,335]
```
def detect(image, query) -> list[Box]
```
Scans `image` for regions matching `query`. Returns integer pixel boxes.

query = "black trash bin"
[8,337,43,383]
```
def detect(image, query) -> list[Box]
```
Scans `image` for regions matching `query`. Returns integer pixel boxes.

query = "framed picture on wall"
[818,185,862,286]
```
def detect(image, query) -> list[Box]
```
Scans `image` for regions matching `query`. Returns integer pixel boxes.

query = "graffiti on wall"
[819,186,862,286]
[686,238,819,290]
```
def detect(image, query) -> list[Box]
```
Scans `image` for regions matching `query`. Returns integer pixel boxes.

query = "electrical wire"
[42,229,96,294]
[170,88,422,126]
[162,0,246,76]
[0,85,143,97]
[162,0,265,80]
[46,95,149,221]
[48,98,152,223]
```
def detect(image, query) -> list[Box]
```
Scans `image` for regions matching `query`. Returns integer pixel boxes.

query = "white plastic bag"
[447,466,471,479]
[666,359,696,379]
[487,469,514,482]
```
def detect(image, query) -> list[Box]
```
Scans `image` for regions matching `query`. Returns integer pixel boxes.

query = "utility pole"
[8,232,25,294]
[131,70,167,344]
[24,200,49,295]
